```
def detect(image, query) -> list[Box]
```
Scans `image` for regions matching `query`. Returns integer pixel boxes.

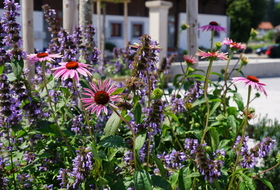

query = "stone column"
[186,0,198,69]
[63,0,79,34]
[123,1,128,48]
[96,0,101,49]
[79,0,93,32]
[22,0,35,81]
[145,0,172,62]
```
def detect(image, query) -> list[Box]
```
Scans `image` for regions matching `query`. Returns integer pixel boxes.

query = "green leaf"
[170,171,179,188]
[79,78,91,89]
[17,130,26,138]
[209,128,219,151]
[104,111,121,137]
[232,92,244,111]
[28,121,59,136]
[38,151,53,159]
[99,135,127,148]
[152,175,172,190]
[239,172,255,190]
[209,101,221,117]
[218,139,231,150]
[0,65,4,75]
[257,178,274,190]
[134,169,152,190]
[173,74,184,88]
[134,103,142,124]
[165,111,180,124]
[228,115,237,134]
[192,96,222,107]
[239,182,247,190]
[6,72,17,81]
[111,179,126,190]
[153,152,167,180]
[111,87,125,95]
[185,172,200,178]
[135,132,146,152]
[11,57,24,79]
[186,74,206,79]
[178,167,192,190]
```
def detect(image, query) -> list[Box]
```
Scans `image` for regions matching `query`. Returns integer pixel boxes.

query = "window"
[132,24,143,38]
[110,23,122,37]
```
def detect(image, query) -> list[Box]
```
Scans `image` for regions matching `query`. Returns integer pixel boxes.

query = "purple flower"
[2,0,26,60]
[198,21,226,33]
[143,99,165,136]
[169,94,186,114]
[184,138,225,183]
[234,136,275,168]
[70,147,93,188]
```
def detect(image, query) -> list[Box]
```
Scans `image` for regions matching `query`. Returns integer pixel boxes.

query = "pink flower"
[26,52,62,65]
[198,21,226,33]
[196,49,228,60]
[81,79,121,116]
[222,38,246,50]
[183,55,198,64]
[52,61,92,82]
[232,76,267,96]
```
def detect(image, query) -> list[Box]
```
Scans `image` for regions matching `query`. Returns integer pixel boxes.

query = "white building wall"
[93,14,149,48]
[178,13,229,54]
[0,9,46,52]
[1,7,229,54]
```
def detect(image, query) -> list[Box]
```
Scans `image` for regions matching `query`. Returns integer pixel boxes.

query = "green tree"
[226,0,267,42]
[226,0,252,42]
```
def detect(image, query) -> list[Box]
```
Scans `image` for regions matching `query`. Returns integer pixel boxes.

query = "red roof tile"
[258,22,274,30]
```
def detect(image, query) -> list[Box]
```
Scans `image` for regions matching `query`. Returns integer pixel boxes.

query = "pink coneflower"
[52,61,92,82]
[222,38,246,50]
[26,52,62,65]
[198,21,226,33]
[81,79,121,116]
[232,76,267,96]
[196,49,228,60]
[183,55,198,64]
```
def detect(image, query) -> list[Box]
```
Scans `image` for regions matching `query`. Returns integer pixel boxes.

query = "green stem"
[176,64,190,96]
[253,163,280,178]
[222,51,234,113]
[235,65,244,77]
[145,70,152,170]
[72,79,103,174]
[200,29,215,143]
[72,80,94,141]
[227,86,251,190]
[111,106,138,170]
[200,59,214,143]
[7,128,17,189]
[41,62,73,156]
[210,30,214,52]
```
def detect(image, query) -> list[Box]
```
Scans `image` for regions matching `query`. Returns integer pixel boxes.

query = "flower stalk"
[41,61,73,156]
[227,86,251,189]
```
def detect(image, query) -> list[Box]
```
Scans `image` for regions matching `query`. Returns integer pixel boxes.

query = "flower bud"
[152,88,164,99]
[181,22,190,30]
[182,50,188,55]
[215,42,222,50]
[250,28,258,38]
[241,55,249,66]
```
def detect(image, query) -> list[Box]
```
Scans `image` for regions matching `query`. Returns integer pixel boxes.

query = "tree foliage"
[226,0,266,43]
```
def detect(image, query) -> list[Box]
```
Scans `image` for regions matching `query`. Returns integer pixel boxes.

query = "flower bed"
[0,1,279,189]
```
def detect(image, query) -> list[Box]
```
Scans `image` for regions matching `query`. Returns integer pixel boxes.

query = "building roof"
[258,22,274,30]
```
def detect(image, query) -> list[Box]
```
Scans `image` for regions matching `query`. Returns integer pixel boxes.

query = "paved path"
[231,77,280,124]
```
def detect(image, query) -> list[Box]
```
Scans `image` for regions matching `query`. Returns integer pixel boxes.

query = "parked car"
[255,46,269,55]
[255,44,279,55]
[237,47,253,54]
[266,44,280,58]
